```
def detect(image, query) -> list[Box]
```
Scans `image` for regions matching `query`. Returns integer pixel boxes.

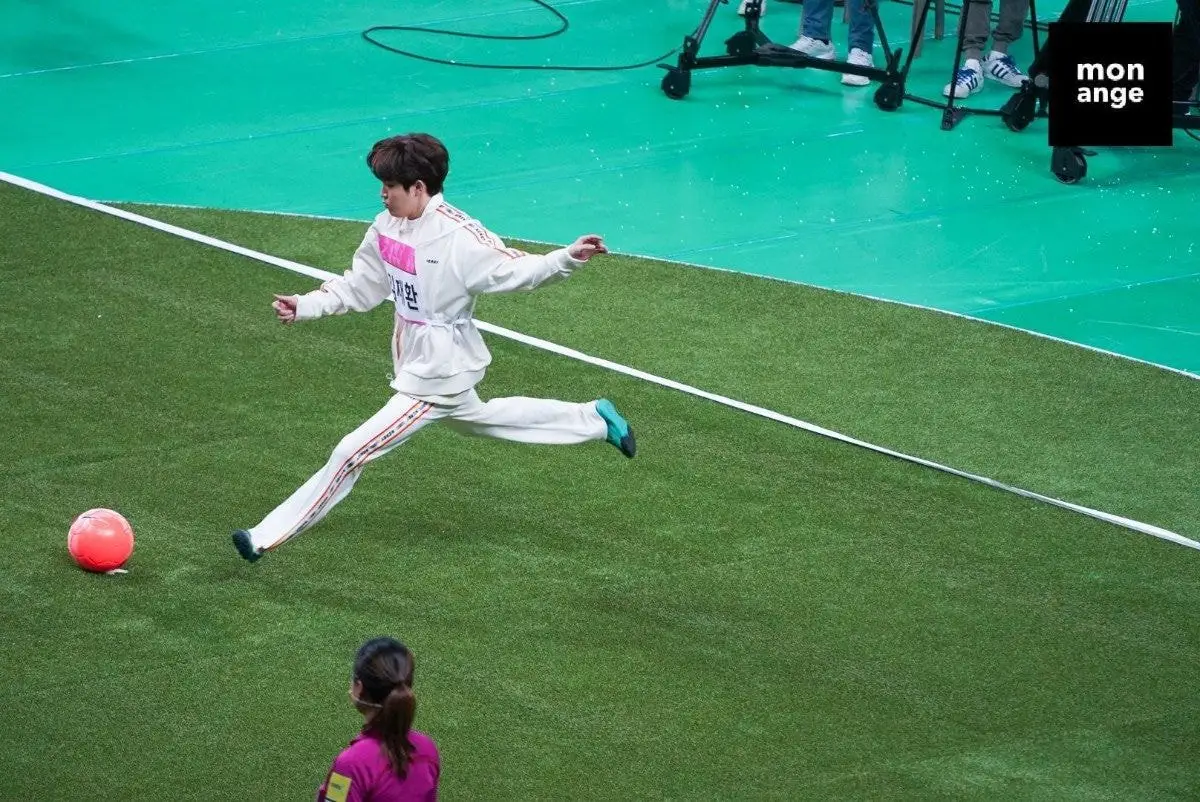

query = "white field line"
[106,200,1200,382]
[3,171,1196,553]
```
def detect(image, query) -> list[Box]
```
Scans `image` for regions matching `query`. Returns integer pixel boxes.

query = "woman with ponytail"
[317,637,440,801]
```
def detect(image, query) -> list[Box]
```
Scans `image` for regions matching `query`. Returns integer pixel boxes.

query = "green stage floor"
[2,0,1197,374]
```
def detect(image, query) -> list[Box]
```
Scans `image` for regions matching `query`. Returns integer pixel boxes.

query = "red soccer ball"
[68,508,135,572]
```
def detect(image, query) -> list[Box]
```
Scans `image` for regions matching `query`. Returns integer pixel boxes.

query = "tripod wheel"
[1051,147,1088,184]
[1000,87,1037,132]
[661,67,691,100]
[873,82,903,112]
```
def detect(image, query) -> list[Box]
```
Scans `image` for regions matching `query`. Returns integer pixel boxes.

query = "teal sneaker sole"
[595,399,636,458]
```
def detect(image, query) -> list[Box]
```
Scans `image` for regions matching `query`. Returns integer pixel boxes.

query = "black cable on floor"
[361,0,678,71]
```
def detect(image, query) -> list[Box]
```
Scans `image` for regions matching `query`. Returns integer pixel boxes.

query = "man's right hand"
[568,235,608,262]
[273,294,299,324]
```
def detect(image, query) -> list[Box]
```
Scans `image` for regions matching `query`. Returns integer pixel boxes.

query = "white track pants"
[248,390,608,552]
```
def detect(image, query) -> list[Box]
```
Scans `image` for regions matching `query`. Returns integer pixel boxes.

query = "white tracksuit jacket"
[295,194,586,399]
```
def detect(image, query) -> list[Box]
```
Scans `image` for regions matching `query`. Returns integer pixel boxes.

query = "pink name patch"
[377,234,416,274]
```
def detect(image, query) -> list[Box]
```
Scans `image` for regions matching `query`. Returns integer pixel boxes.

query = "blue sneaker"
[943,59,983,98]
[595,399,636,458]
[983,51,1028,88]
[232,529,263,563]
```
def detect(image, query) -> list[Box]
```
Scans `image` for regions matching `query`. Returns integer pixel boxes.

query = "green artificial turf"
[120,199,1200,538]
[1,182,1198,800]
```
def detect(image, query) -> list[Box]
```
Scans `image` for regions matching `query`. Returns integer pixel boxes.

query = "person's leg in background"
[944,0,993,97]
[982,0,1032,87]
[1173,0,1200,103]
[842,0,877,84]
[790,0,837,60]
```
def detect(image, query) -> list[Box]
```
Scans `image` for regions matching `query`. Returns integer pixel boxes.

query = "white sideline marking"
[110,200,1200,382]
[3,170,1196,553]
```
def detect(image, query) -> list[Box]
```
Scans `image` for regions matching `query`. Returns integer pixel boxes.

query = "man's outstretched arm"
[274,228,391,324]
[453,222,608,296]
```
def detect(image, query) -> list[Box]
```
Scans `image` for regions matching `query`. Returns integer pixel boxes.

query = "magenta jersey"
[317,730,440,802]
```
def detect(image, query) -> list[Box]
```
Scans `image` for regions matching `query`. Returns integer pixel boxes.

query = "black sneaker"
[232,530,263,563]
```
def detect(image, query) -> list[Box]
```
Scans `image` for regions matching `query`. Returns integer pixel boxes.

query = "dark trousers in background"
[960,0,1033,61]
[1174,0,1200,102]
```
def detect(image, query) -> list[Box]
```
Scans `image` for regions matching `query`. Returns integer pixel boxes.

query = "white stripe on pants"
[249,390,608,551]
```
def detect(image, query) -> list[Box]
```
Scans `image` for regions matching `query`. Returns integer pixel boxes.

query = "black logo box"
[1049,22,1174,147]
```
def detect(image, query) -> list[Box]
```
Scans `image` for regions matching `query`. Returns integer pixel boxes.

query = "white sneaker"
[737,0,766,15]
[983,50,1027,88]
[943,59,983,98]
[788,35,835,60]
[842,47,873,86]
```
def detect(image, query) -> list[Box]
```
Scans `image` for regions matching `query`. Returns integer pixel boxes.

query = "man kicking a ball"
[233,133,636,563]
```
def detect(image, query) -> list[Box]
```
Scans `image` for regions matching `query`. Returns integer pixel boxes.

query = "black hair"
[353,637,417,777]
[366,134,450,196]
